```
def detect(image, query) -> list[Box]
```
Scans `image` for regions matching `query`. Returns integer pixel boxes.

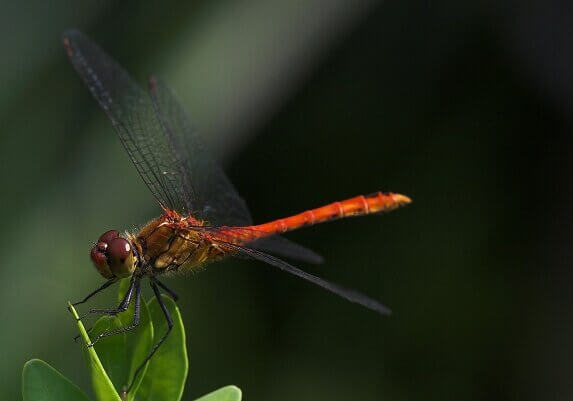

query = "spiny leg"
[78,275,137,321]
[71,278,117,307]
[87,277,141,347]
[71,278,119,341]
[154,278,179,302]
[127,278,174,394]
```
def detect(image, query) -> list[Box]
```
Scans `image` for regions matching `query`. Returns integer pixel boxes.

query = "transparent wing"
[148,77,252,226]
[213,226,324,264]
[199,225,323,264]
[64,30,184,212]
[248,235,324,264]
[214,239,391,315]
[63,30,252,226]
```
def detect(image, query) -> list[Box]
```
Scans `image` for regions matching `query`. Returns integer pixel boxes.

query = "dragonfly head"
[90,230,137,279]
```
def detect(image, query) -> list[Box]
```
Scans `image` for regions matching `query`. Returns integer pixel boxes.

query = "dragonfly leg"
[154,278,179,302]
[70,278,117,307]
[78,275,137,321]
[87,277,141,347]
[127,278,174,394]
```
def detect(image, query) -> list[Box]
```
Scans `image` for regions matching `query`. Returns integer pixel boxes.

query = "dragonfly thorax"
[90,230,138,279]
[132,215,218,272]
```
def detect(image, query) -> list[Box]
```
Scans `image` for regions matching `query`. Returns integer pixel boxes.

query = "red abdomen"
[222,192,410,241]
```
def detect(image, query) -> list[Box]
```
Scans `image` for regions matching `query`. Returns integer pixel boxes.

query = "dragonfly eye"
[99,229,120,243]
[106,237,137,278]
[90,241,114,279]
[90,230,136,279]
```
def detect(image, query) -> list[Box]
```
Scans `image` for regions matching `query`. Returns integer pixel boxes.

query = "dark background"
[1,1,572,400]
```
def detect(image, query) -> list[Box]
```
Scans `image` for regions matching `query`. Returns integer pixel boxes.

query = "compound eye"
[107,238,131,264]
[107,238,136,277]
[90,242,113,279]
[99,230,120,243]
[90,246,107,267]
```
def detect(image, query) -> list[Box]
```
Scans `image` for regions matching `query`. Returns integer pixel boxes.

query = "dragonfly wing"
[214,239,391,315]
[63,30,252,225]
[247,235,324,264]
[148,76,252,226]
[64,30,189,213]
[203,226,323,264]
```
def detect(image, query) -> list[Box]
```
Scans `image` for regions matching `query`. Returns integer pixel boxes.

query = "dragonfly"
[63,29,411,393]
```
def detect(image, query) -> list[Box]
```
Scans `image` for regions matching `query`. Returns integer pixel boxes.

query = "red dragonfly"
[64,30,411,391]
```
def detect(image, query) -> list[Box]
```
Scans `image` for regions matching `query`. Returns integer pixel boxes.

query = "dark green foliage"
[22,359,91,401]
[22,280,239,401]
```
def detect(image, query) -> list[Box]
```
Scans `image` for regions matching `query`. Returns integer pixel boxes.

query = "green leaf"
[89,278,154,400]
[136,294,188,401]
[68,303,121,401]
[194,386,242,401]
[22,359,92,401]
[117,278,132,304]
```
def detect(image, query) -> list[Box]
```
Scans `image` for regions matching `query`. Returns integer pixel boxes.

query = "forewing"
[64,30,190,212]
[213,238,390,315]
[64,30,246,222]
[148,77,252,226]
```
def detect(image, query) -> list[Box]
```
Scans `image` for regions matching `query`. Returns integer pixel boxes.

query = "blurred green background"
[1,0,571,400]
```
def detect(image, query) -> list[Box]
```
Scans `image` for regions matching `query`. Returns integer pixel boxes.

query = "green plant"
[21,278,241,401]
